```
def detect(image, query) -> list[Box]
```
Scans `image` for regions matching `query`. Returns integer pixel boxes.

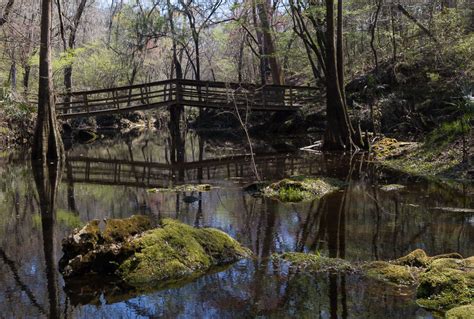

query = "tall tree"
[255,0,282,84]
[322,0,364,150]
[32,0,64,161]
[56,0,89,111]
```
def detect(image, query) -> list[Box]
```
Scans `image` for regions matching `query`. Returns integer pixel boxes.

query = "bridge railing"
[56,79,319,118]
[56,79,178,118]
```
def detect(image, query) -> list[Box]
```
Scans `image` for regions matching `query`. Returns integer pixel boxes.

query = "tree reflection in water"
[32,160,62,319]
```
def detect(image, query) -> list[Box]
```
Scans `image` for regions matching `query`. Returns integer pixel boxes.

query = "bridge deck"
[56,79,319,119]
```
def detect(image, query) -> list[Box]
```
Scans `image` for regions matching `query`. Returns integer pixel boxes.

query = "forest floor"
[376,128,473,181]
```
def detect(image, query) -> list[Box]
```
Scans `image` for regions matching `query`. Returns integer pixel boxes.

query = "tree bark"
[370,0,383,72]
[32,0,64,162]
[322,0,361,150]
[23,64,30,95]
[256,0,282,85]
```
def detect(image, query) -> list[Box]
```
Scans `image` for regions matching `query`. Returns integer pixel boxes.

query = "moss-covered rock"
[363,261,418,286]
[274,252,354,273]
[118,219,251,286]
[445,304,474,319]
[262,177,341,202]
[60,216,251,288]
[393,249,431,267]
[416,267,473,310]
[59,215,154,277]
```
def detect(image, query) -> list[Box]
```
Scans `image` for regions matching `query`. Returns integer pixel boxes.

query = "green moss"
[393,249,431,268]
[275,252,354,273]
[416,267,473,310]
[263,177,341,202]
[445,304,474,319]
[429,258,466,270]
[363,261,418,286]
[118,219,251,286]
[278,186,307,202]
[101,215,152,243]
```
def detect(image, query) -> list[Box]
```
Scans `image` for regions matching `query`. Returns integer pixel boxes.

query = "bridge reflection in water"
[64,152,320,188]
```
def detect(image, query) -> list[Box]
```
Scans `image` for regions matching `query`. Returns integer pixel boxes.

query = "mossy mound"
[416,256,474,311]
[262,177,341,202]
[119,219,251,286]
[274,252,354,273]
[60,216,251,288]
[363,261,418,286]
[273,249,474,315]
[393,249,431,267]
[372,138,419,160]
[445,304,474,319]
[416,267,473,310]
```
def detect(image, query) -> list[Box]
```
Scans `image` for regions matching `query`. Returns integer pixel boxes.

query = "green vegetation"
[275,249,474,314]
[363,261,418,286]
[417,267,473,310]
[275,252,354,273]
[119,218,251,286]
[445,305,474,319]
[262,177,341,202]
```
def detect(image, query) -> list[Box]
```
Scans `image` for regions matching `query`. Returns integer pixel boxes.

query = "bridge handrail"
[57,78,318,97]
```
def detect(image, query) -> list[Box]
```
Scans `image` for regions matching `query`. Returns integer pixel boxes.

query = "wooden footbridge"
[56,79,319,119]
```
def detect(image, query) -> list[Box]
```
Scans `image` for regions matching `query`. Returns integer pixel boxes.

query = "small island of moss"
[262,177,342,202]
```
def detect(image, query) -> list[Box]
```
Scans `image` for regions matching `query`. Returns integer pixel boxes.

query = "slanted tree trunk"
[322,0,363,150]
[32,0,64,162]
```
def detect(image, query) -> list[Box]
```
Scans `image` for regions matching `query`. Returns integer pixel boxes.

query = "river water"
[0,130,473,318]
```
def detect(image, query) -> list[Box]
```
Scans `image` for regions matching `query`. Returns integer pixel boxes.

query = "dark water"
[0,130,473,318]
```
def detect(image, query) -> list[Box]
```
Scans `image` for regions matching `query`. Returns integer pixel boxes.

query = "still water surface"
[0,130,473,318]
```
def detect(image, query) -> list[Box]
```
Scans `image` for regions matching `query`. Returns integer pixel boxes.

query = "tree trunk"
[9,61,16,91]
[23,64,31,95]
[256,0,282,85]
[32,0,64,162]
[322,0,361,151]
[370,0,383,72]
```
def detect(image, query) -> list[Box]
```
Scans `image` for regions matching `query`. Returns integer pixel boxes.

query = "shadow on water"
[0,129,473,317]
